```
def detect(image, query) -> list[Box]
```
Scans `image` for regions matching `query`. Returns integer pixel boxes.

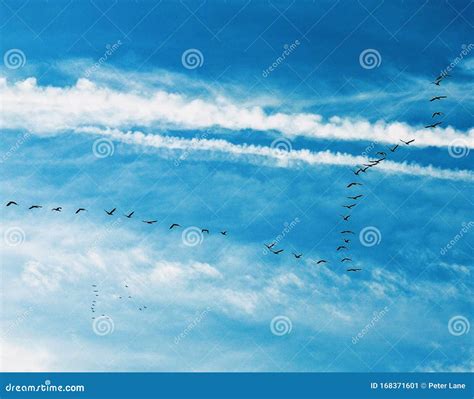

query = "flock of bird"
[3,75,449,279]
[89,283,149,320]
[3,202,228,236]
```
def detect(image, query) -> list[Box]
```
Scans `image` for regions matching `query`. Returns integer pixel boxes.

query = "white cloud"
[1,76,473,148]
[77,126,474,181]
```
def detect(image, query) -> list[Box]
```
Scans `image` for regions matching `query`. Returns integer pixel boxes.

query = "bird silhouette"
[343,239,351,243]
[270,249,284,255]
[432,112,444,118]
[347,195,363,200]
[430,96,447,102]
[341,258,352,262]
[354,169,364,175]
[201,229,210,234]
[400,139,415,145]
[75,208,87,214]
[341,214,351,221]
[347,182,362,188]
[105,208,116,215]
[124,211,134,218]
[220,231,228,236]
[314,259,327,264]
[265,242,276,249]
[52,207,62,212]
[389,144,399,152]
[169,223,181,229]
[425,122,442,129]
[142,220,157,224]
[347,268,362,272]
[341,230,354,234]
[336,245,347,251]
[376,151,387,157]
[6,201,18,207]
[292,252,302,259]
[435,73,450,81]
[343,204,357,209]
[29,205,42,209]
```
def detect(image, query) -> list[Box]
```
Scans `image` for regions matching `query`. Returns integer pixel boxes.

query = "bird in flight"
[336,245,347,251]
[29,205,42,209]
[430,95,447,102]
[343,204,357,209]
[425,122,442,129]
[169,223,181,229]
[347,268,362,272]
[400,139,415,145]
[376,151,387,157]
[432,79,441,86]
[201,229,210,234]
[389,144,399,152]
[142,220,157,224]
[434,73,450,81]
[432,111,444,118]
[265,242,276,249]
[343,239,351,243]
[341,230,354,234]
[354,169,364,176]
[347,195,363,200]
[6,201,18,207]
[75,208,87,214]
[341,258,352,262]
[270,248,284,255]
[313,259,327,265]
[124,211,134,218]
[105,208,116,216]
[292,252,302,259]
[347,182,362,188]
[341,214,351,221]
[52,207,62,212]
[220,231,228,236]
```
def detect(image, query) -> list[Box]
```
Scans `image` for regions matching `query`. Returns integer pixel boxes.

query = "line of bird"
[261,137,415,272]
[3,202,228,236]
[425,72,450,129]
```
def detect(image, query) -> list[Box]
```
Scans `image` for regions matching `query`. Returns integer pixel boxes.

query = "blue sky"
[0,0,473,372]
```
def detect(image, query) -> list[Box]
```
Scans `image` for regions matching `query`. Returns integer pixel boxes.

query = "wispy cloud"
[1,76,473,149]
[77,126,474,181]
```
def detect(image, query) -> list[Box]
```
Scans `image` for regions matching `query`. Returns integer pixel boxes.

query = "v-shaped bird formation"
[3,75,451,276]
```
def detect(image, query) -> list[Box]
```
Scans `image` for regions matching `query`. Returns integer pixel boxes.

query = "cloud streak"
[77,126,474,181]
[1,77,473,149]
